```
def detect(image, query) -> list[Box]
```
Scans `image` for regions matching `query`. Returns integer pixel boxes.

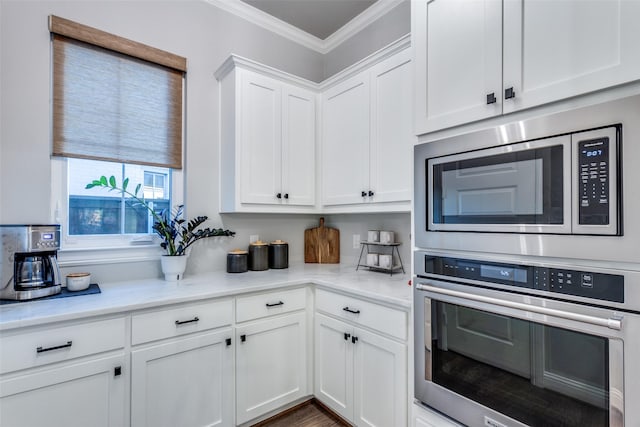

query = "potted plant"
[86,175,235,280]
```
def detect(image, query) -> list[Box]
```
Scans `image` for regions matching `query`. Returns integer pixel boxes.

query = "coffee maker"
[0,225,62,301]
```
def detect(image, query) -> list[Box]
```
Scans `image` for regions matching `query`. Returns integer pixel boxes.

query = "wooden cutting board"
[305,217,340,263]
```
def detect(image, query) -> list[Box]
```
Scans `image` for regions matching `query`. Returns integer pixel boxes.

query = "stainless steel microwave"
[416,125,621,236]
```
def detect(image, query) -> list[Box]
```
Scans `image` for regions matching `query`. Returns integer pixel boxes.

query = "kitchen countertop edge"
[0,265,411,331]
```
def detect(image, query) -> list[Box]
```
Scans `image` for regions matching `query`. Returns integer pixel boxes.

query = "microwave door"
[428,136,572,234]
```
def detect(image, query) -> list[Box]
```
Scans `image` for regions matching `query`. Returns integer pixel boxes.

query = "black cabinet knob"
[368,190,374,197]
[361,191,367,197]
[276,193,282,199]
[284,193,289,199]
[505,87,515,99]
[240,334,246,343]
[351,336,358,344]
[344,332,351,341]
[486,92,497,104]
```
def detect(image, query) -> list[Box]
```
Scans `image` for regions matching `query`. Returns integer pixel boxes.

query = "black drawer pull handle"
[343,307,360,314]
[284,193,289,199]
[175,316,199,326]
[368,190,374,197]
[361,191,367,197]
[352,336,358,344]
[276,193,282,199]
[37,341,72,353]
[486,92,497,104]
[241,334,247,343]
[344,332,351,341]
[266,301,284,307]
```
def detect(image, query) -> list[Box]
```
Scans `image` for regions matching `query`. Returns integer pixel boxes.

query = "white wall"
[0,0,411,282]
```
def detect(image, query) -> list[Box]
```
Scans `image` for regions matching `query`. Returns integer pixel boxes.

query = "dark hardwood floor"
[251,399,350,427]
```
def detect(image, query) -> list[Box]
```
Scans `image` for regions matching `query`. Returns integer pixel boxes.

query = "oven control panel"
[423,255,624,303]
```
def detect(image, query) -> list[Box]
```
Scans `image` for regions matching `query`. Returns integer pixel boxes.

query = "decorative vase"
[160,255,188,281]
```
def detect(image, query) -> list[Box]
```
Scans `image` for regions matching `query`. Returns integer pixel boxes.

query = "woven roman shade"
[50,15,186,169]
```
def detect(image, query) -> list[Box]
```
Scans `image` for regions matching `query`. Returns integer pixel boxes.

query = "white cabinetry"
[217,56,317,213]
[322,47,413,210]
[235,288,309,424]
[314,289,407,427]
[0,317,127,427]
[130,299,234,427]
[413,0,640,134]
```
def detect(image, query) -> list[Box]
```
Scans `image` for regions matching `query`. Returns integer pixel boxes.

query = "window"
[49,15,186,250]
[67,159,171,236]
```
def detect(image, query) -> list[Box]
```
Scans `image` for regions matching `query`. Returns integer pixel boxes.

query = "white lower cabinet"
[0,316,127,427]
[315,312,407,427]
[0,354,126,427]
[131,329,234,427]
[235,311,308,425]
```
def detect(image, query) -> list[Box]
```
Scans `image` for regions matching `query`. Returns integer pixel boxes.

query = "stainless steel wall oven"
[413,251,640,427]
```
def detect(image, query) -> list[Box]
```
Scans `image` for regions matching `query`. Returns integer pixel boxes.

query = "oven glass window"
[431,145,564,225]
[431,301,609,426]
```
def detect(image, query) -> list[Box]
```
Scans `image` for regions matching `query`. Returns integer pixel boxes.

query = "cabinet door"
[322,73,370,206]
[282,84,316,206]
[503,0,640,114]
[352,327,406,427]
[236,312,307,425]
[413,0,502,133]
[369,49,413,204]
[131,329,233,427]
[314,313,353,421]
[240,69,282,205]
[0,354,126,427]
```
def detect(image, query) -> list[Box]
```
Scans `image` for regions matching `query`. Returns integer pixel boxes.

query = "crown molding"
[214,54,320,91]
[204,0,405,54]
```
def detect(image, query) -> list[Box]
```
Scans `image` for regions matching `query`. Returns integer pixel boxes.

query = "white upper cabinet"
[321,45,413,211]
[413,0,502,134]
[503,0,640,114]
[414,0,640,134]
[322,73,371,207]
[217,57,317,213]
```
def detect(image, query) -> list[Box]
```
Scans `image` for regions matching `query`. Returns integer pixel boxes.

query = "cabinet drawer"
[236,287,306,323]
[315,288,407,340]
[132,299,233,345]
[0,317,125,374]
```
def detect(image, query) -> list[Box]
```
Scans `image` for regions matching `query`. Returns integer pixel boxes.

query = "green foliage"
[86,175,235,256]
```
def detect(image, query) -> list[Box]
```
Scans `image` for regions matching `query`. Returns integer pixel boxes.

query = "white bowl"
[66,272,91,291]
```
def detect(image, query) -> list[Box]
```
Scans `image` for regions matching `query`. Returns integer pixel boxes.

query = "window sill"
[58,244,164,268]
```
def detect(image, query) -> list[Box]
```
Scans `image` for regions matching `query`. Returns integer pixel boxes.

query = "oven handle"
[416,283,622,331]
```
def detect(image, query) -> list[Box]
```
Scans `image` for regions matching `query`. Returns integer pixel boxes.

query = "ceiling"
[240,0,378,40]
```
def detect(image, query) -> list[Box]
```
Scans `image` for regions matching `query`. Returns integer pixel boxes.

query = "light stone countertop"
[0,263,412,331]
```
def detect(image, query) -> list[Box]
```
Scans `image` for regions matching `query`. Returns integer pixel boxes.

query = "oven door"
[413,279,638,427]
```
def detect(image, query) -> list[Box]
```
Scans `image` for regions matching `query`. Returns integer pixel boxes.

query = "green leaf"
[109,176,116,188]
[85,183,95,189]
[122,178,129,191]
[135,183,141,196]
[100,176,107,186]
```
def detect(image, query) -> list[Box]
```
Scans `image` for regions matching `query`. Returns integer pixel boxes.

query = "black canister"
[268,240,289,269]
[227,250,248,273]
[248,241,269,271]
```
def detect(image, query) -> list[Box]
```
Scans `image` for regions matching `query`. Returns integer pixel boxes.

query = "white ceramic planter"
[160,255,188,281]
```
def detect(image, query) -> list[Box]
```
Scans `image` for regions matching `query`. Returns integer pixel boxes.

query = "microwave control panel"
[578,137,611,225]
[422,255,624,303]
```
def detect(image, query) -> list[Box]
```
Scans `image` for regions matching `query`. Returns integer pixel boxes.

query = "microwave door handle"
[415,283,622,331]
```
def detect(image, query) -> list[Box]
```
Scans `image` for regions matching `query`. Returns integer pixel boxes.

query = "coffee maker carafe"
[1,225,62,301]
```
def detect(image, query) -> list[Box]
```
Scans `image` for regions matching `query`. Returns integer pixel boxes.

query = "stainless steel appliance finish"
[0,225,62,300]
[413,94,640,264]
[413,250,640,427]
